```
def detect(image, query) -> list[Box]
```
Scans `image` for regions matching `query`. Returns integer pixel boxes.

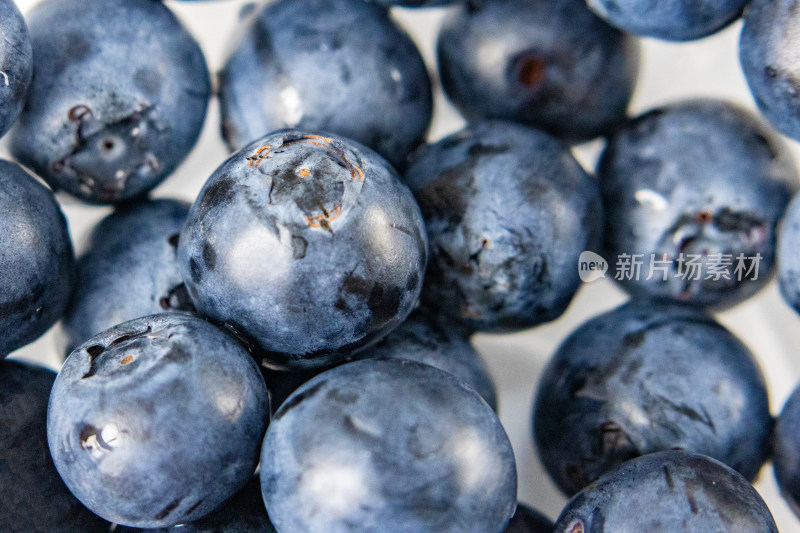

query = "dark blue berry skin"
[0,0,32,138]
[600,99,798,309]
[361,308,497,410]
[9,0,210,204]
[178,129,428,370]
[404,121,603,333]
[778,193,800,313]
[553,451,778,533]
[47,313,269,528]
[0,359,109,533]
[117,477,276,533]
[437,0,639,143]
[505,503,553,533]
[262,366,330,415]
[0,160,75,358]
[533,300,772,497]
[218,0,432,171]
[740,0,800,144]
[260,358,517,533]
[774,384,800,518]
[264,308,498,412]
[371,0,461,6]
[587,0,748,41]
[61,199,191,355]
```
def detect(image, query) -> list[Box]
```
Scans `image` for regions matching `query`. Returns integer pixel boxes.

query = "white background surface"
[4,0,800,530]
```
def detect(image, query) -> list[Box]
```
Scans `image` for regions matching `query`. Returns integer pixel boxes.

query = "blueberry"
[361,308,497,409]
[262,307,498,412]
[0,0,32,138]
[116,476,276,533]
[61,198,192,355]
[10,0,210,204]
[773,384,800,518]
[778,193,800,313]
[778,195,800,313]
[0,160,75,358]
[587,0,748,41]
[599,99,798,309]
[0,359,108,532]
[218,0,432,170]
[740,0,800,144]
[554,451,778,532]
[404,120,603,332]
[534,299,772,497]
[260,358,517,533]
[437,0,639,142]
[47,313,269,528]
[504,503,553,533]
[369,0,462,5]
[178,129,428,369]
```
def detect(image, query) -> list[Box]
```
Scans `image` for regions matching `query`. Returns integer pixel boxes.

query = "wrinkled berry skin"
[361,308,497,409]
[179,129,427,369]
[47,313,269,528]
[505,503,553,533]
[117,477,276,533]
[778,193,800,313]
[600,100,797,309]
[0,0,32,138]
[534,300,771,497]
[62,199,192,355]
[740,0,800,144]
[0,360,108,533]
[10,0,210,204]
[553,451,778,532]
[587,0,748,41]
[404,121,602,333]
[437,0,638,142]
[260,358,517,533]
[218,0,432,171]
[774,384,800,517]
[0,160,75,358]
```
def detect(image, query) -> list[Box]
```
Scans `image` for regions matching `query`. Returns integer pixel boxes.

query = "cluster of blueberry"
[3,0,800,531]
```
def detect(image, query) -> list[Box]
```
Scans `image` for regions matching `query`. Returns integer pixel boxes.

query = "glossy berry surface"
[437,0,638,142]
[404,121,602,332]
[600,99,797,309]
[61,198,191,355]
[47,313,269,528]
[505,503,553,533]
[0,160,75,358]
[260,358,517,533]
[218,0,432,170]
[10,0,210,204]
[587,0,748,41]
[774,384,800,517]
[0,0,32,138]
[179,129,427,369]
[740,0,800,144]
[0,359,108,533]
[361,308,497,409]
[117,477,276,533]
[534,299,772,496]
[553,451,778,532]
